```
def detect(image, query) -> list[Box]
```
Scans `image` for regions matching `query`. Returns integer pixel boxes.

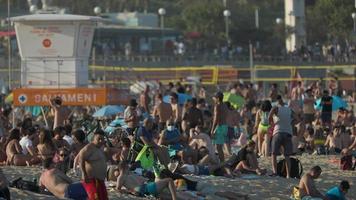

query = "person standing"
[140,85,150,114]
[124,99,139,135]
[169,92,182,127]
[211,92,229,162]
[50,96,70,129]
[303,89,316,126]
[77,130,108,200]
[152,94,173,132]
[269,95,297,178]
[320,90,333,128]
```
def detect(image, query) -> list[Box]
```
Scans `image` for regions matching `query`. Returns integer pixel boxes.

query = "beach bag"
[340,155,353,170]
[290,186,301,200]
[135,145,154,170]
[10,178,40,193]
[277,157,303,179]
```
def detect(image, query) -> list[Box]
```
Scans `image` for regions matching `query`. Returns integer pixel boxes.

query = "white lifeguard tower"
[11,14,129,106]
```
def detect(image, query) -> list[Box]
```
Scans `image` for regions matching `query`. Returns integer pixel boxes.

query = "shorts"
[0,187,10,200]
[303,114,315,124]
[135,182,158,196]
[212,125,228,145]
[64,182,88,200]
[197,165,210,176]
[321,112,332,124]
[271,132,293,156]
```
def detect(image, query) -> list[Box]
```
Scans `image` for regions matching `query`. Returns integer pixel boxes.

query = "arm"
[211,105,218,135]
[77,146,90,182]
[254,111,261,132]
[140,136,157,148]
[305,177,326,199]
[268,107,277,126]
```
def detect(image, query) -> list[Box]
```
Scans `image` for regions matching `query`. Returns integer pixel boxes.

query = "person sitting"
[0,168,10,200]
[116,161,177,200]
[189,126,219,164]
[37,129,57,160]
[112,137,131,163]
[52,126,70,151]
[39,158,87,200]
[326,180,350,200]
[5,128,39,166]
[136,118,170,169]
[230,140,266,175]
[298,166,328,200]
[19,127,38,156]
[325,126,342,154]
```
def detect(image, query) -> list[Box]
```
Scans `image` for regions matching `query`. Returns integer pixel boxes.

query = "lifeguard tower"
[11,14,129,106]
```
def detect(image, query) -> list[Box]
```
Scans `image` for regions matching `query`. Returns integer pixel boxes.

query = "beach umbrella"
[92,105,125,118]
[223,92,245,109]
[163,93,192,105]
[314,96,348,111]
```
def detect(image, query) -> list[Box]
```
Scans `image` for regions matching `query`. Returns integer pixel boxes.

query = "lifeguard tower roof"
[11,14,102,22]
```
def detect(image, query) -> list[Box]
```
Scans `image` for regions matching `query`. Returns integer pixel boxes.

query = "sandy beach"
[2,154,355,200]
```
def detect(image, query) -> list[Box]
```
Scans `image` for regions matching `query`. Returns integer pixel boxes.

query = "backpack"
[277,157,303,179]
[340,155,353,170]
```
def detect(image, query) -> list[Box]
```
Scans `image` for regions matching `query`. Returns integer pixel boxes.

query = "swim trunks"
[81,179,108,200]
[64,182,87,200]
[212,125,228,145]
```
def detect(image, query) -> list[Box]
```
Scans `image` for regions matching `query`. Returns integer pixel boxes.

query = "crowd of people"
[0,79,355,200]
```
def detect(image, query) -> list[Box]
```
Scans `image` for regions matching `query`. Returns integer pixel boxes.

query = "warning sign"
[13,88,130,106]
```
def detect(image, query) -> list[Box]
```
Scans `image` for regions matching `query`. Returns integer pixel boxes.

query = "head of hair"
[21,117,33,130]
[310,165,322,173]
[53,126,64,136]
[214,91,224,101]
[39,129,54,145]
[64,124,72,136]
[340,180,350,191]
[72,129,86,143]
[156,93,163,100]
[170,92,178,100]
[121,137,131,148]
[198,98,205,105]
[276,95,282,101]
[9,128,21,141]
[261,100,272,112]
[191,98,197,107]
[323,90,329,95]
[94,129,105,136]
[42,158,53,169]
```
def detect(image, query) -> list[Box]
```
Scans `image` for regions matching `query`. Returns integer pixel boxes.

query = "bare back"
[40,169,70,198]
[155,102,173,123]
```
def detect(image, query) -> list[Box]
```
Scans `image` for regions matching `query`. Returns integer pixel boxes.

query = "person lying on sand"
[326,180,350,200]
[39,158,87,200]
[116,161,177,200]
[298,166,329,200]
[0,169,10,200]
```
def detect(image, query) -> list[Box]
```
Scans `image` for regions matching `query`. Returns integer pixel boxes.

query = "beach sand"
[2,155,356,200]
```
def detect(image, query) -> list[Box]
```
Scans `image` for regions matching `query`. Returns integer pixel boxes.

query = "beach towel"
[135,145,154,170]
[81,179,108,200]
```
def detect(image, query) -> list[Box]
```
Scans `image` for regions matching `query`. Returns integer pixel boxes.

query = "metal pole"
[354,18,356,33]
[255,8,259,29]
[249,42,254,83]
[225,16,229,43]
[7,0,11,90]
[161,15,165,55]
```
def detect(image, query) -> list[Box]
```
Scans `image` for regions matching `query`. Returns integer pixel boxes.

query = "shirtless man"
[291,81,304,101]
[211,92,229,162]
[298,166,328,200]
[39,158,87,200]
[50,97,70,129]
[140,85,150,113]
[77,129,108,200]
[124,99,139,135]
[152,93,173,132]
[170,92,182,126]
[116,161,177,200]
[189,126,219,164]
[0,169,10,200]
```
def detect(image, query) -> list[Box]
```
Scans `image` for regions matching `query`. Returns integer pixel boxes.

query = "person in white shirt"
[63,124,74,146]
[19,127,37,156]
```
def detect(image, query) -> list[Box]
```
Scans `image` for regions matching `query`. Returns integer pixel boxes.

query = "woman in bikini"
[37,129,57,160]
[5,128,39,166]
[254,100,272,157]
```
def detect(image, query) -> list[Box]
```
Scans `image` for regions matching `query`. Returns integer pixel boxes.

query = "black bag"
[10,177,40,193]
[277,157,303,179]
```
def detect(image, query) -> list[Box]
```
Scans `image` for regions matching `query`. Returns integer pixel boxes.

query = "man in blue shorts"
[39,158,87,200]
